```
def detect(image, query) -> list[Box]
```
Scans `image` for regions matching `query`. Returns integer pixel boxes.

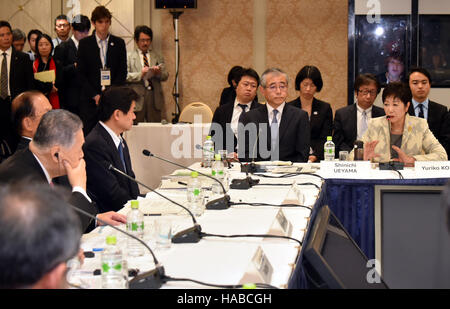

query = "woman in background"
[33,34,63,109]
[288,65,332,162]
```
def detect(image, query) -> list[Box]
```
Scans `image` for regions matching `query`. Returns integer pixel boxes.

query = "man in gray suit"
[126,25,169,122]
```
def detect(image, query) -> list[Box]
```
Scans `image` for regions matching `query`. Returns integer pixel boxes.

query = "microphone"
[107,164,202,243]
[142,149,231,210]
[66,203,166,289]
[354,140,364,161]
[241,127,264,174]
[194,144,260,190]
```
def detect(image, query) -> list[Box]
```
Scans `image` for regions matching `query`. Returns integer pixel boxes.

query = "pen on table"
[144,213,162,216]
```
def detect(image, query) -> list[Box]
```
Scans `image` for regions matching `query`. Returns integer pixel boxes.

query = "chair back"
[179,102,213,123]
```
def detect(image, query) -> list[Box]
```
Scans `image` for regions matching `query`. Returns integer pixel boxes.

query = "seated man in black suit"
[53,14,91,115]
[77,6,127,135]
[0,182,82,289]
[0,109,126,232]
[408,67,449,157]
[83,87,140,213]
[11,91,52,152]
[333,73,385,154]
[239,68,310,162]
[210,67,261,155]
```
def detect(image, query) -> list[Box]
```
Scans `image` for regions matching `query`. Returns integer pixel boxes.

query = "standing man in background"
[126,25,168,123]
[54,14,91,115]
[77,6,127,135]
[0,21,34,158]
[52,15,71,49]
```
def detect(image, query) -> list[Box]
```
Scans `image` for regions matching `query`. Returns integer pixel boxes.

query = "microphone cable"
[200,232,302,246]
[162,276,278,289]
[229,201,312,210]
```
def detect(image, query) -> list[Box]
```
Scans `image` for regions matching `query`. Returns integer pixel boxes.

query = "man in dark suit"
[0,109,126,232]
[210,67,262,155]
[84,87,140,213]
[239,68,310,162]
[0,21,34,156]
[77,6,127,135]
[11,91,52,152]
[54,14,91,115]
[408,67,448,156]
[333,73,385,154]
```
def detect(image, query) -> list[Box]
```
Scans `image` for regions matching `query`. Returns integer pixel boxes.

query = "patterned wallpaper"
[160,0,348,120]
[265,0,348,112]
[160,0,255,120]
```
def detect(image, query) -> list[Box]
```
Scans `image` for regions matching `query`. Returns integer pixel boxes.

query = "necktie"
[237,104,247,123]
[418,104,424,118]
[361,110,368,136]
[118,141,127,173]
[1,52,8,99]
[271,109,279,151]
[143,52,149,67]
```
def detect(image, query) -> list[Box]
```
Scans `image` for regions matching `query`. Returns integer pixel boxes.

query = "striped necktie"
[143,52,149,67]
[1,52,8,99]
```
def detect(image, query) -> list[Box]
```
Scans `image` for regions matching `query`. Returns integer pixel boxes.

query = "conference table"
[70,162,325,289]
[123,123,210,189]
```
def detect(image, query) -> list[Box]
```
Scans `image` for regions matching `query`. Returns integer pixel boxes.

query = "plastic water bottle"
[101,235,127,289]
[187,171,204,216]
[324,136,335,161]
[202,136,214,168]
[211,154,225,196]
[127,200,144,257]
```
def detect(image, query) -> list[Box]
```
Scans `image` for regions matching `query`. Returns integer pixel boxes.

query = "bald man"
[11,91,52,152]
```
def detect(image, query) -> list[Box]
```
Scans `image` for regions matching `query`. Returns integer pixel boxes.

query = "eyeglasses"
[358,89,377,96]
[266,84,287,92]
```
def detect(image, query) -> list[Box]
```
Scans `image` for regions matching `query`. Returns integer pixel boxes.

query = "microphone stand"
[108,165,203,244]
[142,150,231,210]
[194,144,259,190]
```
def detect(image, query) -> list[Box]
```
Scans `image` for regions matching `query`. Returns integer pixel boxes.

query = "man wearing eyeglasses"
[239,68,310,162]
[52,15,71,49]
[126,25,168,123]
[333,73,385,155]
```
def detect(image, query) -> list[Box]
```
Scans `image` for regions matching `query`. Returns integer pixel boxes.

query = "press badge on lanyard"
[100,39,111,87]
[100,68,111,86]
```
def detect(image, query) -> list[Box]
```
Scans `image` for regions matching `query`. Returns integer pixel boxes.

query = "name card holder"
[414,161,450,178]
[239,246,274,285]
[266,209,293,239]
[319,161,372,179]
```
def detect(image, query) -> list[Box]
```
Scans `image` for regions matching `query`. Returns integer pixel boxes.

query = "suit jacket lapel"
[97,124,125,173]
[350,104,357,141]
[279,104,293,142]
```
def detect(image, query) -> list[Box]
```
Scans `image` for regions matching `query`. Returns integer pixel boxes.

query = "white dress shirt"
[267,102,285,127]
[99,121,123,149]
[95,33,110,69]
[230,99,252,136]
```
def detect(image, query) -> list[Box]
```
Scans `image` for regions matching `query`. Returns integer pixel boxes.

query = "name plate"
[319,161,372,179]
[276,209,293,238]
[252,247,273,284]
[414,161,450,178]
